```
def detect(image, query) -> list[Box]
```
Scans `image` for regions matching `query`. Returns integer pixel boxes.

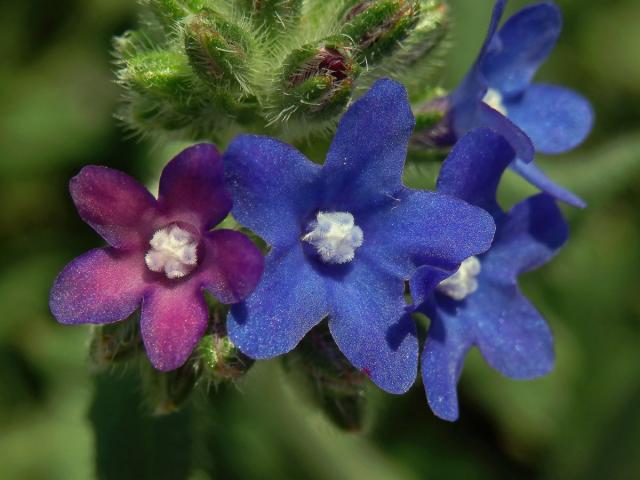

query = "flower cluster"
[50,0,592,420]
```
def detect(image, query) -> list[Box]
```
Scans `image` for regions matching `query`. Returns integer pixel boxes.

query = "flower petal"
[227,245,329,359]
[321,79,415,210]
[328,258,418,394]
[199,229,264,304]
[158,143,232,231]
[223,135,322,247]
[360,189,495,278]
[140,283,208,371]
[482,2,562,96]
[436,128,515,216]
[467,281,555,380]
[485,193,569,279]
[475,103,535,162]
[70,166,158,249]
[505,83,594,154]
[420,304,474,422]
[511,158,586,208]
[50,248,148,325]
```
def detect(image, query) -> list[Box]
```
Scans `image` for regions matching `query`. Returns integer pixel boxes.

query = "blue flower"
[435,0,593,208]
[222,79,496,394]
[410,127,568,421]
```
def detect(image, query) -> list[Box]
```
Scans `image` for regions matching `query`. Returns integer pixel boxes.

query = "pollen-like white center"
[302,211,364,264]
[482,88,508,116]
[145,225,198,279]
[436,256,481,301]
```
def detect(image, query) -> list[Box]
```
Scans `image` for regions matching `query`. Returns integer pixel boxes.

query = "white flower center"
[482,88,508,116]
[436,256,481,301]
[302,211,364,264]
[145,225,198,279]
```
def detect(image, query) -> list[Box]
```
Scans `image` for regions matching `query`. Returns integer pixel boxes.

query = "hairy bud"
[241,0,303,33]
[89,318,142,370]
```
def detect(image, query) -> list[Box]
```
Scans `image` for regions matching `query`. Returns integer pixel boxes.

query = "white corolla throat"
[145,224,198,279]
[436,256,481,301]
[302,211,364,264]
[482,88,508,116]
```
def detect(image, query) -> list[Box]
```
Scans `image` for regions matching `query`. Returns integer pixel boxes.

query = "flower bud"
[270,40,357,128]
[144,0,206,28]
[89,318,143,371]
[340,0,421,66]
[183,11,256,93]
[240,0,303,33]
[196,334,254,383]
[142,362,199,416]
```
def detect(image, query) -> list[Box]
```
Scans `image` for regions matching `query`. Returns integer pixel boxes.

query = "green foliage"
[115,0,450,143]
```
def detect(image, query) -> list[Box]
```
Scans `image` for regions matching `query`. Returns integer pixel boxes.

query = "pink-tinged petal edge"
[70,166,158,249]
[158,144,232,231]
[49,248,149,325]
[199,229,265,304]
[140,283,209,372]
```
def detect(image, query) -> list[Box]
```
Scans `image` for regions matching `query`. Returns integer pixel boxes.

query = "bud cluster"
[115,0,449,142]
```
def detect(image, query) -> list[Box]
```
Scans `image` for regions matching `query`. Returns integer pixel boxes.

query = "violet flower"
[425,0,593,208]
[410,128,568,421]
[222,79,496,394]
[49,144,264,371]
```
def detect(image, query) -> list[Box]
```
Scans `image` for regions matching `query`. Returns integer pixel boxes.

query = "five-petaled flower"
[410,128,568,421]
[420,0,593,208]
[49,144,264,371]
[221,79,496,394]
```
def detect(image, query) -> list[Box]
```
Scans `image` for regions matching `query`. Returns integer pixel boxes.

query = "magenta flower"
[49,144,264,371]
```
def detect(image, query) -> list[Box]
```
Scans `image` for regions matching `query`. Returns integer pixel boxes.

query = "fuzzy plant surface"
[115,0,449,143]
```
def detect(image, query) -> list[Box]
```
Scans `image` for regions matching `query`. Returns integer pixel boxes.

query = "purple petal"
[360,189,495,278]
[227,245,329,359]
[505,83,594,154]
[436,128,515,216]
[321,79,415,210]
[450,0,507,109]
[511,158,586,208]
[421,306,474,421]
[328,259,418,394]
[467,280,555,380]
[70,167,158,249]
[199,229,264,304]
[223,136,322,248]
[482,2,562,97]
[158,143,232,231]
[50,248,148,325]
[140,283,208,371]
[485,193,569,279]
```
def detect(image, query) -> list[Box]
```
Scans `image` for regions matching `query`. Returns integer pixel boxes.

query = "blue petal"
[321,79,415,210]
[464,280,555,380]
[511,158,586,208]
[484,193,569,279]
[227,245,329,358]
[436,128,515,216]
[223,135,322,247]
[420,300,474,422]
[408,265,452,308]
[482,2,562,97]
[328,258,418,394]
[505,83,594,154]
[450,0,507,109]
[358,189,495,278]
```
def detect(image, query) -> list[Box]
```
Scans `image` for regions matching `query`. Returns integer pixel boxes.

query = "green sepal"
[241,0,303,34]
[144,0,206,28]
[284,322,368,432]
[88,316,143,370]
[183,10,256,94]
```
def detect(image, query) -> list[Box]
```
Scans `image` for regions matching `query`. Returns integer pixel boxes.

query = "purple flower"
[410,128,568,421]
[435,0,593,208]
[222,79,496,394]
[49,144,264,371]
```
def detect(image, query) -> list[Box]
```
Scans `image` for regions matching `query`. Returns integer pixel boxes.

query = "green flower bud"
[241,0,303,33]
[340,0,421,66]
[183,11,257,94]
[269,40,357,129]
[142,361,199,415]
[89,317,143,370]
[143,0,206,29]
[195,334,254,383]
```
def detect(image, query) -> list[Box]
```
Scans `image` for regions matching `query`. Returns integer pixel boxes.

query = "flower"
[423,0,593,208]
[410,127,568,421]
[221,79,496,394]
[49,144,264,371]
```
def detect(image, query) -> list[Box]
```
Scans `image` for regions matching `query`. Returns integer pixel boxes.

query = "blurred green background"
[1,0,640,479]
